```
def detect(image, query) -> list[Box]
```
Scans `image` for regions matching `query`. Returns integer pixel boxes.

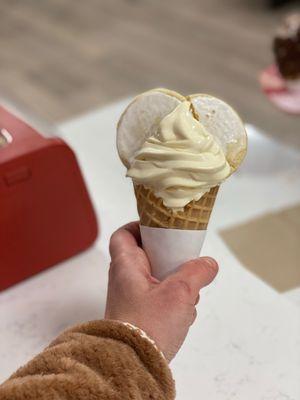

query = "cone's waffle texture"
[134,185,219,230]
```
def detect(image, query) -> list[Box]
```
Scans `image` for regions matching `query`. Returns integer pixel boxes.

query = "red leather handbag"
[0,103,98,290]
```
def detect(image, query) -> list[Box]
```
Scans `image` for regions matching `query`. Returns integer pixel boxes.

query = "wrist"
[120,321,166,360]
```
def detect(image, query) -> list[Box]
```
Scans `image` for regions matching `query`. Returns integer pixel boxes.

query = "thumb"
[164,257,219,299]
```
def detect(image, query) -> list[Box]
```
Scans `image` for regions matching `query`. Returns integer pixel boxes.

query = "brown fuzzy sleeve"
[0,320,175,400]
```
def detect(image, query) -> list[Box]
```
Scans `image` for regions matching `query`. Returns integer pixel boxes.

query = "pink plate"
[259,64,300,115]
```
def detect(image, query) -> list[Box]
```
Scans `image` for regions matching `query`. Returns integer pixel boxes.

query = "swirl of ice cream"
[127,101,231,210]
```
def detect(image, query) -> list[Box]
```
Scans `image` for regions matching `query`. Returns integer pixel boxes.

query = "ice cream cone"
[134,184,219,230]
[117,88,247,279]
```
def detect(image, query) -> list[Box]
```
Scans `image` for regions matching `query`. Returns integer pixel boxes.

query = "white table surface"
[1,99,300,399]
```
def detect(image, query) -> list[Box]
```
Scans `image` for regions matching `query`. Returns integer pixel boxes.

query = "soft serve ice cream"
[127,101,231,210]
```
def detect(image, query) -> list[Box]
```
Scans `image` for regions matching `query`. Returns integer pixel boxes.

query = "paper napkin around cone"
[135,185,219,279]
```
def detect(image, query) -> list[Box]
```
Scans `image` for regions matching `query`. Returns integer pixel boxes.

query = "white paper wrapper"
[140,225,206,280]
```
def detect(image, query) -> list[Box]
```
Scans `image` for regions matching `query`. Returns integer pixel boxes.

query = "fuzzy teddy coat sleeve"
[0,320,175,400]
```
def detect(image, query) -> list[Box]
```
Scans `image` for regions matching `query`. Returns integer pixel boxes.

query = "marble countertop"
[1,99,299,399]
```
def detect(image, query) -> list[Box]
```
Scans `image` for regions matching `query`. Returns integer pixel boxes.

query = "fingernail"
[201,257,218,268]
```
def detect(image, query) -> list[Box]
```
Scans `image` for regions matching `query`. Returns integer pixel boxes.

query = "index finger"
[109,221,141,259]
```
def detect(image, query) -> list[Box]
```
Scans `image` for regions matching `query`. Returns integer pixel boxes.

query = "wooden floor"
[0,0,299,146]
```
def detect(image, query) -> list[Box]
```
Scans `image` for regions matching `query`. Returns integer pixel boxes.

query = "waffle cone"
[134,185,219,230]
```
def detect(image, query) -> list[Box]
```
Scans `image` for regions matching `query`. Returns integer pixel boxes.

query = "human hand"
[105,222,218,362]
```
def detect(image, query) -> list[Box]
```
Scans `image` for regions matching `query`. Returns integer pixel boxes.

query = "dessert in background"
[260,13,300,115]
[273,13,300,85]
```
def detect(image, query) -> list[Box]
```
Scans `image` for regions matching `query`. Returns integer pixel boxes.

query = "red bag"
[0,104,98,290]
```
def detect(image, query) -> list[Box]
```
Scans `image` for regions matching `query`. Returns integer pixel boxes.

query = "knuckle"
[113,250,133,267]
[133,247,146,262]
[167,279,192,301]
[109,249,139,279]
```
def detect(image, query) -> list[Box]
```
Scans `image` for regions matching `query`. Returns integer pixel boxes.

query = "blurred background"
[0,0,299,146]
